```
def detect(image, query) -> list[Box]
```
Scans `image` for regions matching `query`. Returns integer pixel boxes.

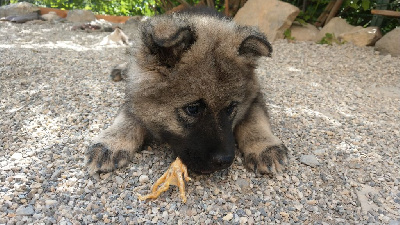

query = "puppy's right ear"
[237,26,272,58]
[141,17,196,68]
[239,34,272,58]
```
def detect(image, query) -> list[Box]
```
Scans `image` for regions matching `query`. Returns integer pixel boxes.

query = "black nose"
[212,155,234,169]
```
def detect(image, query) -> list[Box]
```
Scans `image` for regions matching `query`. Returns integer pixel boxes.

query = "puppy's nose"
[212,155,234,169]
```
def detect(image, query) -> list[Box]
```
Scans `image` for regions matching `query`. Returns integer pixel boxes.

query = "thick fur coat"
[87,11,288,175]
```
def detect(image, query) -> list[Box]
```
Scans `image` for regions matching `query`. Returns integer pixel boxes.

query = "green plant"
[317,33,345,45]
[284,28,295,41]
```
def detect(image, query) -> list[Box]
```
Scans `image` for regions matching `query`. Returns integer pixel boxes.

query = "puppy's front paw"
[244,144,288,176]
[86,143,131,175]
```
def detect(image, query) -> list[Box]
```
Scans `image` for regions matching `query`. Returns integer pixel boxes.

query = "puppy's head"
[127,14,272,173]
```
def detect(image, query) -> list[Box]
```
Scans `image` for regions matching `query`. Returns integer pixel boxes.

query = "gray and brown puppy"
[87,10,288,176]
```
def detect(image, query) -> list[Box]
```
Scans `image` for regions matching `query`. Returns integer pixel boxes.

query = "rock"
[375,27,400,57]
[139,175,149,184]
[90,19,113,32]
[45,200,58,206]
[313,149,326,155]
[389,220,400,225]
[66,9,96,22]
[16,205,34,216]
[41,11,61,21]
[300,155,320,167]
[290,22,320,41]
[236,178,250,191]
[234,0,300,41]
[239,217,248,224]
[50,168,62,180]
[338,26,382,46]
[102,27,129,45]
[315,17,357,42]
[9,12,39,23]
[356,185,379,214]
[110,62,128,82]
[0,2,39,18]
[222,213,233,221]
[115,176,124,185]
[11,152,23,160]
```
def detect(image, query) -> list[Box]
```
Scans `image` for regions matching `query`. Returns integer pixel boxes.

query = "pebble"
[300,155,320,167]
[313,149,326,155]
[223,213,233,221]
[16,205,34,216]
[45,200,58,206]
[236,178,250,190]
[139,175,149,184]
[239,216,248,224]
[11,153,23,160]
[115,176,124,185]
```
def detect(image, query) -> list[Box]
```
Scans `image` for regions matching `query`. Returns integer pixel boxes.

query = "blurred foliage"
[284,28,296,40]
[1,0,227,16]
[282,0,399,34]
[2,0,157,16]
[1,0,399,33]
[317,32,345,45]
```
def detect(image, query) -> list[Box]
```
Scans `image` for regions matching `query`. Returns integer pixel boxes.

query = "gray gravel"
[1,21,400,224]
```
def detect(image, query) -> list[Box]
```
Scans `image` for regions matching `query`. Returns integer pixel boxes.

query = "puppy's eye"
[185,104,200,116]
[183,100,205,117]
[226,101,238,115]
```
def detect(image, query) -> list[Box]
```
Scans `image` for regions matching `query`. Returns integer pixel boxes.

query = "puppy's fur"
[87,10,288,175]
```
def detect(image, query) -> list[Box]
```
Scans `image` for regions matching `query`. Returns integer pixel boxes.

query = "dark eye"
[226,101,238,115]
[183,100,205,117]
[185,104,200,116]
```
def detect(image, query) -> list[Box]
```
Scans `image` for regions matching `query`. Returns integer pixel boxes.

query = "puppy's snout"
[212,155,234,169]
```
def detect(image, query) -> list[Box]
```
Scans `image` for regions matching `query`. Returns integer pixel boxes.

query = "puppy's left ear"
[140,16,196,68]
[239,33,272,58]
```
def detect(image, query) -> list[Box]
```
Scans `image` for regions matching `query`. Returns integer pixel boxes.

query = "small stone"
[213,187,220,195]
[236,178,250,190]
[45,200,58,206]
[16,205,34,216]
[239,217,248,224]
[51,169,62,180]
[31,183,41,189]
[223,213,233,221]
[313,149,326,155]
[300,155,320,167]
[280,211,289,217]
[115,176,124,185]
[11,153,23,160]
[307,200,317,205]
[87,180,94,188]
[100,172,112,180]
[139,175,149,184]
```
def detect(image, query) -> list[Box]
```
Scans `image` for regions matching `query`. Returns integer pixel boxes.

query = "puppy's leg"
[86,106,146,175]
[235,95,288,176]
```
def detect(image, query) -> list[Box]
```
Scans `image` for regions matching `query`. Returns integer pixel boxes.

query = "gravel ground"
[1,20,399,224]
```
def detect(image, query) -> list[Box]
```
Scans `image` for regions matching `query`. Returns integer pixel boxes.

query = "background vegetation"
[282,0,400,34]
[1,0,399,33]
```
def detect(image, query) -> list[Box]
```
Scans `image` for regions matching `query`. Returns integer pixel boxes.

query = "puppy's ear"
[141,17,196,68]
[239,33,272,58]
